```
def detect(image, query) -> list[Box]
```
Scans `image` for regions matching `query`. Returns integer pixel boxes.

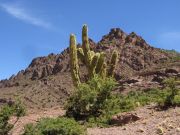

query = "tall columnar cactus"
[96,52,105,74]
[82,25,91,67]
[108,50,118,77]
[69,25,119,87]
[100,63,107,79]
[69,34,81,87]
[89,53,100,78]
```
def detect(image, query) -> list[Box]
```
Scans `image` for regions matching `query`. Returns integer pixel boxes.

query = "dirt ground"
[88,105,180,135]
[9,105,180,135]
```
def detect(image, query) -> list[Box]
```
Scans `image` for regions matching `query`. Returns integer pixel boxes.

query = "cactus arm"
[82,24,92,67]
[96,52,105,74]
[100,63,107,79]
[69,34,81,87]
[108,50,118,77]
[82,24,90,55]
[77,48,85,64]
[89,53,100,78]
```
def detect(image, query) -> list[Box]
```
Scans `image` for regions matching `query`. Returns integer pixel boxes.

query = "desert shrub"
[85,88,180,127]
[0,100,26,135]
[13,99,26,117]
[65,76,117,119]
[160,77,180,106]
[23,117,87,135]
[0,105,14,135]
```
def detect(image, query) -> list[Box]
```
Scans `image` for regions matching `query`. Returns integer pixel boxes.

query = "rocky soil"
[9,105,180,135]
[88,105,180,135]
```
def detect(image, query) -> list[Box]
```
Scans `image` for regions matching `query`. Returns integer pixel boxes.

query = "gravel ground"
[88,105,180,135]
[9,105,180,135]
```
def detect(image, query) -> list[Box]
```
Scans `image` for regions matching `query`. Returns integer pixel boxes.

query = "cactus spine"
[69,34,81,87]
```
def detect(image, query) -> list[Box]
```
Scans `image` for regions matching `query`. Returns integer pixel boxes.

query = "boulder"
[110,112,140,126]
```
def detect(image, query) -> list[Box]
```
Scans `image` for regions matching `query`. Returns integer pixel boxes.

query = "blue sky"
[0,0,180,80]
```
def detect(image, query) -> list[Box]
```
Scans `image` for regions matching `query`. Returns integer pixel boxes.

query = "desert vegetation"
[0,100,25,135]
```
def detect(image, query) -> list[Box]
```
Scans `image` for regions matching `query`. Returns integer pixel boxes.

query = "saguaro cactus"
[69,34,81,87]
[69,25,119,87]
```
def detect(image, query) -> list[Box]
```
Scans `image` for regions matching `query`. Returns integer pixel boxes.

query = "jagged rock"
[41,65,53,78]
[110,113,140,125]
[53,63,63,74]
[166,68,178,73]
[152,75,165,83]
[31,70,40,80]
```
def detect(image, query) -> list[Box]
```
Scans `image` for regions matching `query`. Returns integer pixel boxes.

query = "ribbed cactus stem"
[82,25,91,66]
[69,34,81,87]
[77,48,85,63]
[82,25,90,54]
[100,63,107,79]
[96,52,105,74]
[89,53,100,78]
[108,50,118,77]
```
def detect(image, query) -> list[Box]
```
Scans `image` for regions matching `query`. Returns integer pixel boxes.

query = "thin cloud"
[0,3,53,29]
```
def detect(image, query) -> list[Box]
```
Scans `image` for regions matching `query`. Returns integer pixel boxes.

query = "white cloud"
[0,3,53,29]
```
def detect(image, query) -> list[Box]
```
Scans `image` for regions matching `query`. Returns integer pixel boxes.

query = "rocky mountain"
[0,28,179,109]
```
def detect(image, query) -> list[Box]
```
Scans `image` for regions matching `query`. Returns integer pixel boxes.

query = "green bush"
[23,117,87,135]
[13,99,26,117]
[65,76,117,119]
[0,105,14,135]
[85,88,180,127]
[161,77,180,106]
[0,100,26,135]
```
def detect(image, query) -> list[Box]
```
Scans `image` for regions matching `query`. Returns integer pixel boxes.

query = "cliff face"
[0,28,179,109]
